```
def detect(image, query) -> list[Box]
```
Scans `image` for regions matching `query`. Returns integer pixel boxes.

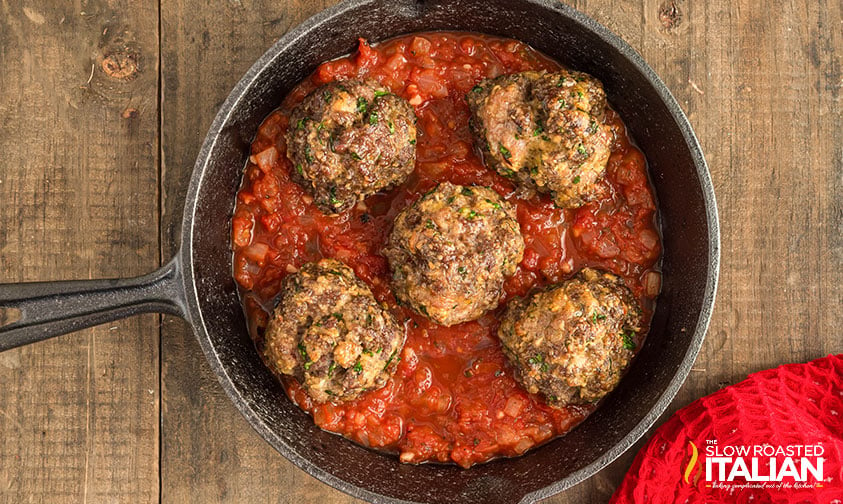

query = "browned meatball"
[384,183,524,326]
[262,259,405,403]
[467,70,613,208]
[498,268,642,406]
[286,79,417,214]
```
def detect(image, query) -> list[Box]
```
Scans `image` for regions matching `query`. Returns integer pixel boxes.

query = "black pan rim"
[178,0,720,502]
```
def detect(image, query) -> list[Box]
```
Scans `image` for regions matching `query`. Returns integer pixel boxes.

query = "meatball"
[262,259,405,403]
[384,182,525,326]
[286,79,417,214]
[498,268,642,406]
[467,70,613,208]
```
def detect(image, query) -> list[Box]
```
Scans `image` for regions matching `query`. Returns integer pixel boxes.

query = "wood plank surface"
[0,0,840,502]
[157,1,355,502]
[0,0,161,503]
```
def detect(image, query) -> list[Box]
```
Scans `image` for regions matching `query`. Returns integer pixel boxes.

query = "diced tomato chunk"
[231,215,253,248]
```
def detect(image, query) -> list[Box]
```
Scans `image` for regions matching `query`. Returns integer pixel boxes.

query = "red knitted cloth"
[611,354,843,503]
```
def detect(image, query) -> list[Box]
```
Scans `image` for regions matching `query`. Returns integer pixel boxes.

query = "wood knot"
[101,50,139,80]
[658,1,682,32]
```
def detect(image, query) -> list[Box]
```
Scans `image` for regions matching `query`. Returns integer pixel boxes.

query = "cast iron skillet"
[0,0,719,502]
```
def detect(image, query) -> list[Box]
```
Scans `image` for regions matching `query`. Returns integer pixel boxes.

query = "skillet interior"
[179,0,719,502]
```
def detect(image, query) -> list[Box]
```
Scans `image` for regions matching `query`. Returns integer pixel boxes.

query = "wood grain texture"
[0,0,160,503]
[1,0,841,502]
[157,1,356,502]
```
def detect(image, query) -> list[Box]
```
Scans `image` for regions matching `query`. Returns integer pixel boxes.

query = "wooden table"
[1,0,840,502]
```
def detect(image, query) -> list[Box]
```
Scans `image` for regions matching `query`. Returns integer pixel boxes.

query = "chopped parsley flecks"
[622,332,637,350]
[485,198,502,210]
[383,349,399,370]
[528,353,549,372]
[329,186,342,206]
[499,144,512,161]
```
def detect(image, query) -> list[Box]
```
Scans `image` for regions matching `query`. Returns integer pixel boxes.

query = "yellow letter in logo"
[684,441,699,484]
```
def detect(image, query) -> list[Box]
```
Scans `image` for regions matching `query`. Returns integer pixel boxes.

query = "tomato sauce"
[231,32,661,468]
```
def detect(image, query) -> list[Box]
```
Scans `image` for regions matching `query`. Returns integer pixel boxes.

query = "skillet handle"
[0,257,186,352]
